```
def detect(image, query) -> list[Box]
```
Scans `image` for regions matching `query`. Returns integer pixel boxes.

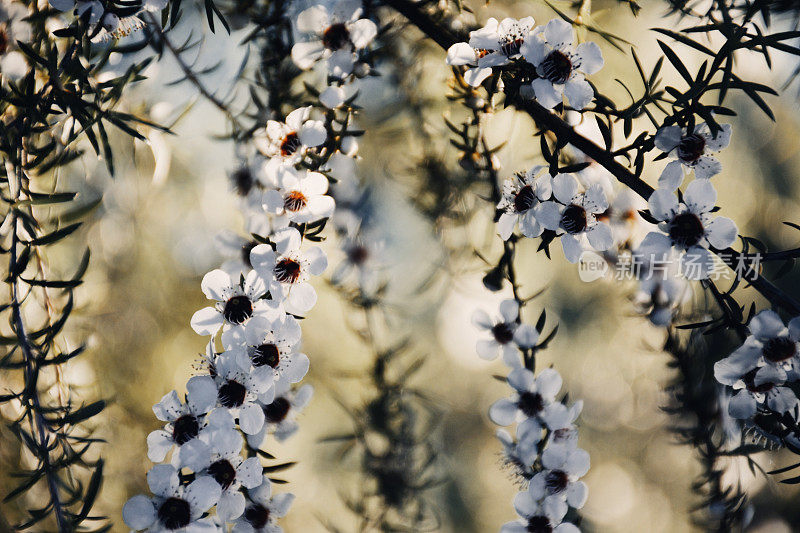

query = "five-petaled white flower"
[199,430,263,522]
[472,299,539,364]
[535,174,613,263]
[654,122,732,190]
[232,477,294,533]
[122,464,221,532]
[212,354,274,435]
[248,382,314,447]
[250,227,328,316]
[496,166,553,241]
[254,107,327,178]
[501,490,579,533]
[263,166,335,224]
[637,180,737,280]
[489,368,566,427]
[521,18,603,110]
[227,315,309,385]
[714,362,799,420]
[528,444,590,509]
[446,16,536,87]
[292,0,377,78]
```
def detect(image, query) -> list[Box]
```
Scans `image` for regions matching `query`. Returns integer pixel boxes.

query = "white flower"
[654,122,732,190]
[598,188,649,249]
[714,310,800,391]
[472,299,538,364]
[521,18,603,110]
[535,174,613,263]
[190,269,281,340]
[714,363,798,420]
[200,430,263,521]
[446,16,535,87]
[227,315,308,385]
[633,273,690,327]
[496,166,553,240]
[531,400,583,449]
[122,465,220,532]
[254,107,327,173]
[489,368,565,427]
[496,429,537,481]
[262,166,335,224]
[291,0,377,77]
[528,444,590,509]
[248,382,314,447]
[501,490,579,533]
[250,227,328,316]
[233,478,294,533]
[213,354,274,435]
[146,376,218,468]
[637,180,737,280]
[331,231,385,294]
[320,85,347,109]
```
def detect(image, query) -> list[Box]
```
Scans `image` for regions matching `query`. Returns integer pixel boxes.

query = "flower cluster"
[446,17,603,110]
[714,310,800,422]
[124,3,381,529]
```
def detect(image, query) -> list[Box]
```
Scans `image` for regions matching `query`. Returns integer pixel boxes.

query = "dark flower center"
[264,397,291,423]
[540,50,573,84]
[322,23,351,50]
[743,368,776,393]
[253,343,280,368]
[274,258,302,284]
[545,469,570,493]
[218,379,248,408]
[491,322,515,344]
[668,213,705,248]
[280,132,302,156]
[526,516,553,533]
[763,337,797,363]
[223,295,253,324]
[347,245,369,265]
[244,503,270,529]
[283,190,308,212]
[500,37,524,57]
[172,414,200,445]
[517,391,545,417]
[513,185,537,213]
[561,204,587,234]
[208,459,237,490]
[231,166,254,196]
[157,497,192,530]
[677,133,706,163]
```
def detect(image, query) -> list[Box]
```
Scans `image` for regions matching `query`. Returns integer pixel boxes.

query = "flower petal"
[704,216,737,249]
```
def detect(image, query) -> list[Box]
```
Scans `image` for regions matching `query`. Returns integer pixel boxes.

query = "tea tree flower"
[233,478,294,533]
[654,123,732,190]
[254,107,327,173]
[535,174,613,263]
[501,491,578,533]
[446,17,536,87]
[122,465,221,532]
[528,445,590,509]
[496,166,553,240]
[201,430,262,521]
[229,316,309,385]
[472,299,538,364]
[714,365,799,419]
[262,166,335,224]
[521,18,604,110]
[249,382,314,446]
[250,227,328,316]
[213,355,274,435]
[190,269,279,338]
[489,368,565,427]
[292,0,377,77]
[638,180,737,280]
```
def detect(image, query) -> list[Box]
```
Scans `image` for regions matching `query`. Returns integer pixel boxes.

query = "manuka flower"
[714,363,799,420]
[248,382,314,446]
[528,444,590,509]
[331,230,385,295]
[199,430,263,521]
[228,316,309,385]
[146,376,218,468]
[535,174,613,263]
[233,477,294,533]
[489,368,566,427]
[501,490,579,533]
[521,18,603,110]
[212,355,274,435]
[496,166,553,240]
[496,428,537,481]
[292,0,378,78]
[122,465,221,532]
[637,180,737,280]
[518,399,584,450]
[254,107,327,176]
[714,310,800,394]
[633,272,690,327]
[446,16,536,87]
[654,122,732,190]
[250,227,328,316]
[190,269,280,340]
[472,299,538,364]
[262,166,335,224]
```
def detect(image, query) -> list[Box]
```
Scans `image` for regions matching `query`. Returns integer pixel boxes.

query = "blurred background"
[5,0,800,531]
